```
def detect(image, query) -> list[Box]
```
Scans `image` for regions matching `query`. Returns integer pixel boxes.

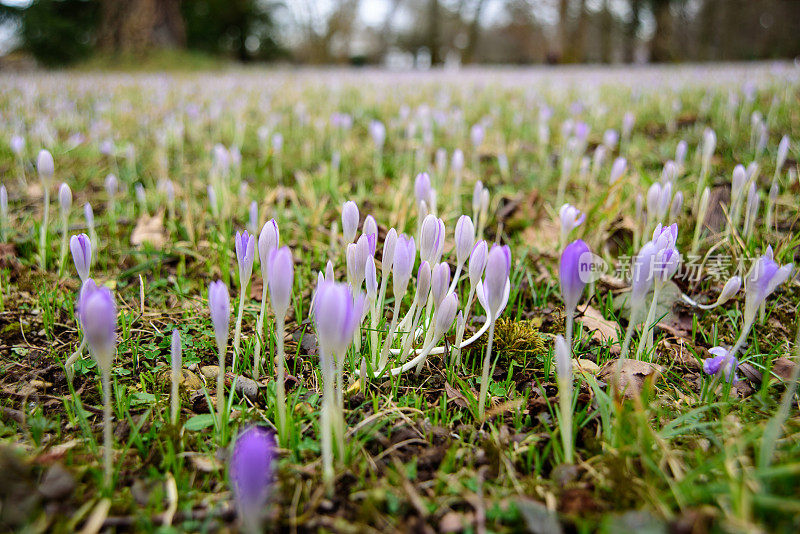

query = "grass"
[0,64,799,532]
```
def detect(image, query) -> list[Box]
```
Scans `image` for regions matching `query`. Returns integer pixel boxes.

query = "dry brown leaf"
[444,382,470,408]
[187,453,221,472]
[597,358,664,399]
[577,306,620,353]
[199,366,259,400]
[131,211,166,248]
[573,359,600,374]
[771,357,797,382]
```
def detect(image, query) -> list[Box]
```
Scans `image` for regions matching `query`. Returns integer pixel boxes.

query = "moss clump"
[492,317,547,364]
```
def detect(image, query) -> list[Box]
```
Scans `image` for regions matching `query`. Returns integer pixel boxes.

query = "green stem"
[478,319,496,420]
[275,316,286,443]
[40,188,50,271]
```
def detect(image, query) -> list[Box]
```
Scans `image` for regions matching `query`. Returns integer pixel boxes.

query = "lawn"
[1,64,799,533]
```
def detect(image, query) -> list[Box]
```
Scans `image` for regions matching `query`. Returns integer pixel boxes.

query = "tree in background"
[182,0,283,61]
[0,0,98,66]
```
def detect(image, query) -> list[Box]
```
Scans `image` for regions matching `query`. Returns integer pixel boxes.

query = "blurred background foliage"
[0,0,798,68]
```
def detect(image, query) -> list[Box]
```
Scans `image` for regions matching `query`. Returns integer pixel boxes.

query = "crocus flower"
[235,230,256,284]
[314,281,364,358]
[454,215,475,269]
[703,347,738,383]
[258,219,280,278]
[342,201,359,243]
[70,234,92,282]
[230,426,276,533]
[776,135,790,170]
[433,292,459,340]
[104,174,118,197]
[469,240,488,288]
[10,135,24,155]
[369,120,386,148]
[419,214,444,263]
[363,215,378,242]
[414,172,433,209]
[209,280,231,417]
[248,201,258,236]
[476,244,511,419]
[431,263,451,309]
[78,281,117,371]
[558,204,585,247]
[59,183,72,213]
[559,239,591,316]
[609,157,626,184]
[267,246,293,317]
[209,281,231,354]
[392,235,416,300]
[478,244,511,321]
[470,123,485,148]
[37,149,54,185]
[452,149,464,171]
[77,278,117,486]
[743,247,793,330]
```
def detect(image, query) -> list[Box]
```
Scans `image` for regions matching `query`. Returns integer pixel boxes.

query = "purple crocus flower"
[609,157,627,184]
[10,135,25,156]
[258,219,280,279]
[70,234,92,282]
[703,347,738,383]
[431,263,451,309]
[230,425,276,533]
[392,235,416,299]
[37,149,54,185]
[58,183,72,213]
[558,204,585,245]
[414,172,432,208]
[104,174,118,197]
[416,261,432,301]
[559,239,591,314]
[341,201,359,243]
[235,231,256,284]
[452,149,464,171]
[267,246,293,317]
[313,281,364,356]
[479,244,511,320]
[434,292,459,339]
[469,240,488,288]
[743,246,793,327]
[208,280,230,354]
[248,201,258,236]
[470,123,485,148]
[419,214,443,263]
[78,280,116,370]
[454,215,475,268]
[369,120,386,148]
[363,215,378,242]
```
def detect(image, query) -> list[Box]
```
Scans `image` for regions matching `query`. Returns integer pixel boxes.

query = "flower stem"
[477,319,496,420]
[275,316,286,443]
[253,285,268,380]
[635,286,661,360]
[40,188,49,271]
[558,376,573,464]
[216,344,225,428]
[233,287,246,373]
[101,367,113,490]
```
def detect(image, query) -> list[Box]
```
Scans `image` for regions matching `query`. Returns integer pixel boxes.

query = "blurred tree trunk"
[566,0,587,62]
[625,0,641,62]
[600,0,613,63]
[558,0,569,59]
[98,0,185,54]
[428,0,441,64]
[649,0,672,62]
[462,0,487,64]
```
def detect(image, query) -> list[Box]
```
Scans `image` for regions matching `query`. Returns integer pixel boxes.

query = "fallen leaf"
[516,498,563,534]
[439,511,474,533]
[131,211,166,248]
[576,306,620,352]
[444,382,470,408]
[573,359,600,374]
[597,358,664,399]
[187,453,221,472]
[771,357,797,382]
